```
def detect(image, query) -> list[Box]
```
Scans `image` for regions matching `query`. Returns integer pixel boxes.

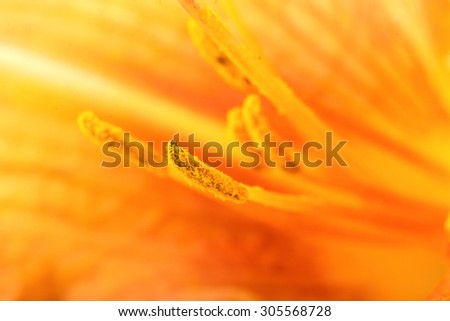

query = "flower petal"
[0,0,246,115]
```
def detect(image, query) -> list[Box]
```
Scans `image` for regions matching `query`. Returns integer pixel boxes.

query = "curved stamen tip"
[77,110,97,136]
[167,140,249,204]
[77,110,123,144]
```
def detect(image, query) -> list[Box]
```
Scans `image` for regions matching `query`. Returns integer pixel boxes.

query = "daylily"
[0,0,450,300]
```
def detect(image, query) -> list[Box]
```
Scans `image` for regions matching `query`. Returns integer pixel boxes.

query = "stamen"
[179,0,328,141]
[78,111,165,175]
[167,140,249,203]
[241,95,270,142]
[166,140,330,208]
[78,110,123,145]
[220,0,264,55]
[227,95,296,171]
[187,18,252,91]
[225,107,251,142]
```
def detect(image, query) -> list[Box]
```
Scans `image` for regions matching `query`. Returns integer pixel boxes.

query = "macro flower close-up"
[1,0,450,301]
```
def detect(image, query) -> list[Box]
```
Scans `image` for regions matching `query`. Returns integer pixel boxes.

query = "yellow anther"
[241,95,270,142]
[78,111,164,174]
[226,107,250,142]
[78,110,123,145]
[167,140,249,203]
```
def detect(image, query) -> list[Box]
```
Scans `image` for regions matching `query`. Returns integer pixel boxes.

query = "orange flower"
[0,0,449,300]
